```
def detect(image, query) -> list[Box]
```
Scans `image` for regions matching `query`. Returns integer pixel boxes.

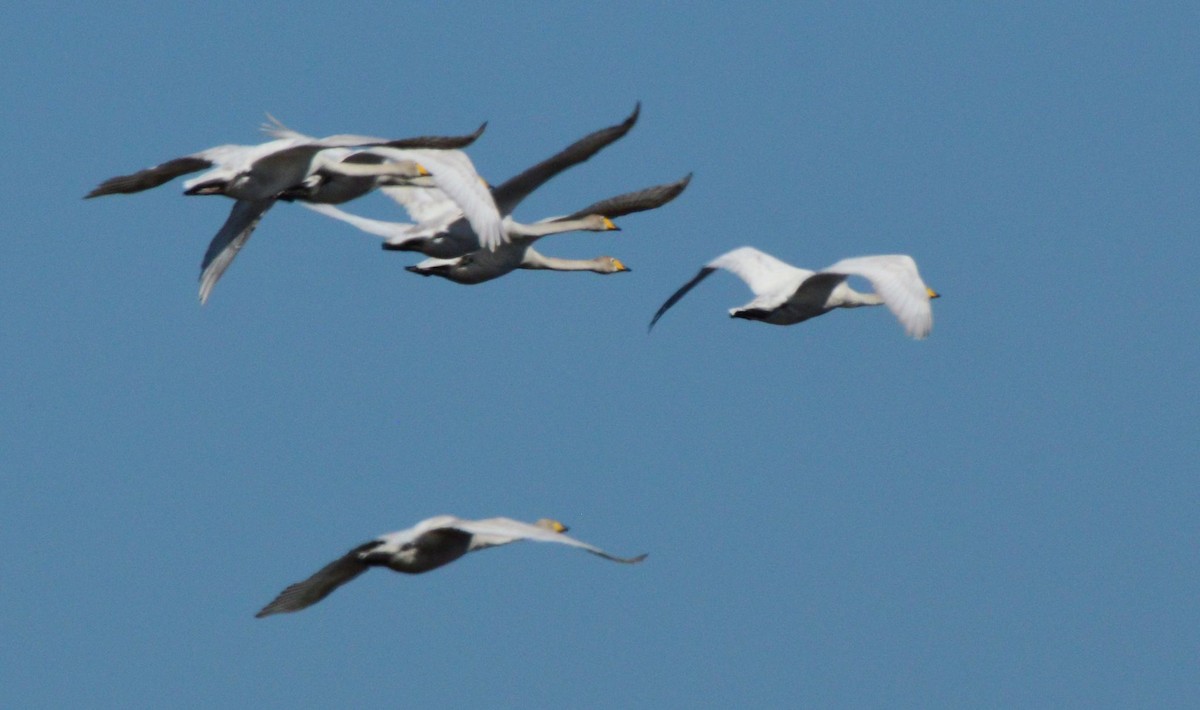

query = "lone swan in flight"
[649,247,940,338]
[255,516,647,617]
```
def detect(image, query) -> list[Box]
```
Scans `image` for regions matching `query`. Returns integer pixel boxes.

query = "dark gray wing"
[554,173,692,222]
[491,103,640,215]
[198,199,275,304]
[648,267,718,332]
[255,540,383,618]
[85,156,213,198]
[378,122,487,150]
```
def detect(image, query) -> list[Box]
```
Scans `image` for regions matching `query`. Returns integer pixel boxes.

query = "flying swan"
[255,516,646,617]
[649,247,940,338]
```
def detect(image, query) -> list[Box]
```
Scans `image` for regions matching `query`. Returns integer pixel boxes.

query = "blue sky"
[3,2,1197,707]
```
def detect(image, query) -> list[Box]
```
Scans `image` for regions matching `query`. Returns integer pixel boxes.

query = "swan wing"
[649,266,719,331]
[491,103,640,216]
[821,254,935,338]
[254,540,382,617]
[455,518,647,564]
[260,114,487,150]
[378,184,462,227]
[392,148,505,251]
[86,155,216,198]
[198,199,275,304]
[300,202,416,239]
[553,173,692,222]
[650,247,811,330]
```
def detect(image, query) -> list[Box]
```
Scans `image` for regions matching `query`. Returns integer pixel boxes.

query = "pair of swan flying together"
[650,247,940,338]
[255,515,646,617]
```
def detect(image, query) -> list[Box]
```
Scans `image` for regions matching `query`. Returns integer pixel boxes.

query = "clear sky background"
[2,3,1197,707]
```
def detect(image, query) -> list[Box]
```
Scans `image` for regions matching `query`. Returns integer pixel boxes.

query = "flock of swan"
[87,104,940,615]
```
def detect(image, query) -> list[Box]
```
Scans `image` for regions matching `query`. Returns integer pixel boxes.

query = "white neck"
[521,248,611,272]
[506,216,608,240]
[827,282,884,309]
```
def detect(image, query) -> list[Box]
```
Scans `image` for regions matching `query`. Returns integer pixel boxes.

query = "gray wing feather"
[255,541,381,618]
[555,173,691,222]
[491,103,640,215]
[85,156,213,198]
[377,123,487,150]
[198,199,274,304]
[649,267,718,331]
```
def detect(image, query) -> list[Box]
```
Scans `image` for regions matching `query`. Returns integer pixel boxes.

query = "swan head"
[535,518,569,533]
[601,257,630,274]
[578,215,620,232]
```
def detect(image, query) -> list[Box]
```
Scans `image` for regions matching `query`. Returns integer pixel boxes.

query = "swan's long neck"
[506,216,609,240]
[521,250,611,272]
[324,158,425,179]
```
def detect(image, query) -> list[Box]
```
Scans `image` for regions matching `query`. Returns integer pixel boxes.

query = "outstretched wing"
[821,254,935,339]
[301,202,416,239]
[85,156,214,198]
[553,173,692,222]
[198,199,275,304]
[396,148,505,251]
[707,247,809,297]
[375,123,487,150]
[650,247,810,330]
[261,114,487,151]
[649,267,718,331]
[456,517,647,564]
[379,184,462,227]
[255,540,383,618]
[491,103,640,216]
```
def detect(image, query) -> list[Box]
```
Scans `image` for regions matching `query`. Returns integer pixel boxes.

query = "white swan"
[255,516,646,617]
[649,247,940,338]
[86,123,483,303]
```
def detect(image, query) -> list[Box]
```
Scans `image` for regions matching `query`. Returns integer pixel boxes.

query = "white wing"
[708,246,812,300]
[300,202,417,239]
[370,147,506,251]
[821,254,935,339]
[379,184,463,227]
[650,246,810,330]
[455,518,647,564]
[259,118,396,148]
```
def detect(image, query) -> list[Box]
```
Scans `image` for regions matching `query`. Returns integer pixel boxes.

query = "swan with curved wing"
[650,247,940,339]
[255,516,646,617]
